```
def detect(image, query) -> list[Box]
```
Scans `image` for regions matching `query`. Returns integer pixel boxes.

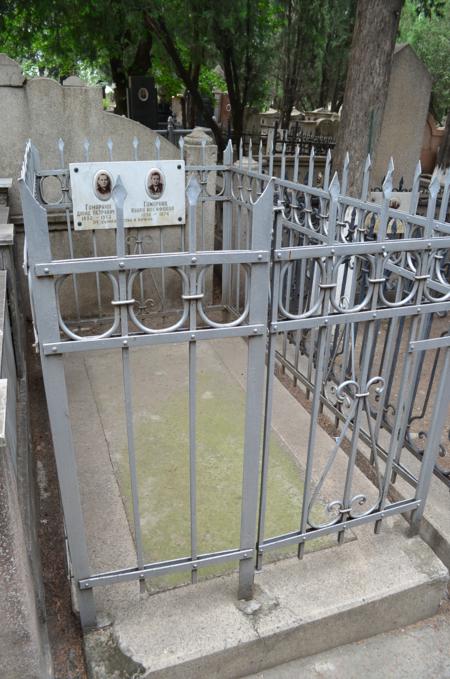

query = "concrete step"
[84,518,447,679]
[244,598,450,679]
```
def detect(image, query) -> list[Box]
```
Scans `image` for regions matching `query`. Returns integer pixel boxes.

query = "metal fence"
[19,137,450,629]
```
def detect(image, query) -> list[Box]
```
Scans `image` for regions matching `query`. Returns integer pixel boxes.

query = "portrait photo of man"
[94,170,113,201]
[146,169,165,200]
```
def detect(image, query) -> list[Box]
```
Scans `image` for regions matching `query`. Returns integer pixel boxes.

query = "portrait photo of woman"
[146,169,165,200]
[93,170,113,201]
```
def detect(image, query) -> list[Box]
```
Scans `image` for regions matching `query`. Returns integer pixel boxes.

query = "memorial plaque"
[69,160,186,230]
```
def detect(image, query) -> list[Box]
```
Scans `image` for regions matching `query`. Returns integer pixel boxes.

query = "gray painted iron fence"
[19,137,450,629]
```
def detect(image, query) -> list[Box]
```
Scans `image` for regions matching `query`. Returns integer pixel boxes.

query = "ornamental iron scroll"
[308,376,385,529]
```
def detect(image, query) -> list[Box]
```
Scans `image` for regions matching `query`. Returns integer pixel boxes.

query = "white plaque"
[69,160,186,230]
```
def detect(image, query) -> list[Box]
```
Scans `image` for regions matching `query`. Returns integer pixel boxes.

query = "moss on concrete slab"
[114,345,332,591]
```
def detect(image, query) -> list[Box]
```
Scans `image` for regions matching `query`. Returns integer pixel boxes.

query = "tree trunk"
[110,57,128,115]
[129,33,153,76]
[333,0,404,195]
[437,110,450,170]
[144,12,225,152]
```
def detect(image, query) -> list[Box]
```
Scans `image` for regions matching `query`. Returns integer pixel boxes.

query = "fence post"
[410,346,450,533]
[238,179,273,600]
[18,179,97,629]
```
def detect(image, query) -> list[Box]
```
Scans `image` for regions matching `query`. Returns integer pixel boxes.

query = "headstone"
[127,75,158,130]
[0,54,25,87]
[372,44,432,189]
[62,75,86,87]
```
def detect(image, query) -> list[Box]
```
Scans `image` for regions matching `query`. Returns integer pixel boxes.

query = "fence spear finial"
[429,172,440,200]
[186,174,201,206]
[107,138,113,161]
[224,138,233,165]
[360,153,372,200]
[329,171,340,200]
[132,136,139,161]
[382,158,394,200]
[112,174,127,209]
[58,138,65,167]
[83,138,90,162]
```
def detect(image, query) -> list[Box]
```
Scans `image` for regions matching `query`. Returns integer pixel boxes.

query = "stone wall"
[0,55,179,219]
[0,181,52,678]
[0,56,217,320]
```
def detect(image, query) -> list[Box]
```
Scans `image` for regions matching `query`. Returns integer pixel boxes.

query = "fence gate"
[19,139,450,629]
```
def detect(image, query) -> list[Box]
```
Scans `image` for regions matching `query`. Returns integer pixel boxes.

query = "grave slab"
[62,337,448,677]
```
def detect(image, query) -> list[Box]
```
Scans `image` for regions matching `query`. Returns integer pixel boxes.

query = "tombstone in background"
[372,44,432,189]
[127,75,158,130]
[420,113,445,175]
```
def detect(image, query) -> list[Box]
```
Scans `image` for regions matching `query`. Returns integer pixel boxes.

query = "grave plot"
[19,138,450,629]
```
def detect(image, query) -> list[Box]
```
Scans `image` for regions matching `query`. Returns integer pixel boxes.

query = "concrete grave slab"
[62,336,448,676]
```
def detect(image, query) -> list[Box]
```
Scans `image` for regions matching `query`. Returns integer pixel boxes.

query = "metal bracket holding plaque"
[69,160,186,230]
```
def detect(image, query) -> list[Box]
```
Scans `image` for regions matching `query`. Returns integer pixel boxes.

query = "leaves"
[400,0,450,120]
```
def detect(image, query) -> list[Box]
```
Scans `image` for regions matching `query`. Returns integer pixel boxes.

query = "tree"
[318,0,356,112]
[274,0,327,129]
[144,1,225,151]
[0,0,154,113]
[399,0,450,121]
[208,0,277,143]
[332,0,405,195]
[400,0,450,171]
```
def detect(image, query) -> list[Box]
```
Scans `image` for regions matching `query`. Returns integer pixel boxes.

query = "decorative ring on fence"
[38,174,64,206]
[423,254,450,302]
[278,259,325,320]
[205,171,226,198]
[127,267,189,333]
[55,273,120,341]
[330,255,374,313]
[196,266,251,328]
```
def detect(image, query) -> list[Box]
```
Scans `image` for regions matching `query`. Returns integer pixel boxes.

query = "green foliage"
[400,0,450,120]
[271,0,355,121]
[206,0,279,110]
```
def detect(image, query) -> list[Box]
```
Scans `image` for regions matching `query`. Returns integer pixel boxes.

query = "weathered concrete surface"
[363,430,450,572]
[0,379,53,678]
[83,520,447,679]
[64,338,341,608]
[245,602,450,679]
[61,337,448,677]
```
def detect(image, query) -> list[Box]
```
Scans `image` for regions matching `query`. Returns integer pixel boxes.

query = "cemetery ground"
[28,323,87,679]
[28,315,450,678]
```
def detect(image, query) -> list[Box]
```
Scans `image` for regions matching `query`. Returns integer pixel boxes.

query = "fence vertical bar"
[256,204,281,570]
[113,178,145,588]
[187,176,201,582]
[238,179,273,599]
[222,141,233,307]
